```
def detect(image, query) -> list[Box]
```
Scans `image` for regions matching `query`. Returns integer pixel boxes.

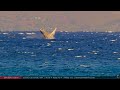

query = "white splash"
[106,31,113,33]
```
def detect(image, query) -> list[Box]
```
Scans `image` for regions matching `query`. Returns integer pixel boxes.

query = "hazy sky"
[0,11,120,32]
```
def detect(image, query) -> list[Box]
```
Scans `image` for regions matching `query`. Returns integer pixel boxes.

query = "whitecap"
[18,33,24,35]
[3,33,8,34]
[75,56,82,58]
[50,41,55,42]
[117,58,120,60]
[113,52,118,54]
[68,49,74,51]
[83,55,86,57]
[26,32,36,35]
[22,37,26,39]
[22,52,33,54]
[110,39,117,42]
[80,64,89,68]
[47,43,51,46]
[31,52,34,54]
[106,31,113,33]
[92,51,97,53]
[58,48,62,50]
[31,55,36,57]
[94,53,98,54]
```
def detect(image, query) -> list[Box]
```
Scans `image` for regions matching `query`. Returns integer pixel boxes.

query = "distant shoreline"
[1,31,120,33]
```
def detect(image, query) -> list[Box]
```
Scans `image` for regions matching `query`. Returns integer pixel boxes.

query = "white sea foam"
[92,51,99,53]
[80,65,89,68]
[47,43,51,46]
[58,48,62,50]
[50,41,55,42]
[110,39,117,42]
[94,53,98,54]
[68,49,74,51]
[117,58,120,60]
[3,33,8,34]
[23,37,26,39]
[75,56,82,58]
[26,32,36,35]
[113,52,118,54]
[75,55,86,58]
[106,31,113,33]
[18,33,24,35]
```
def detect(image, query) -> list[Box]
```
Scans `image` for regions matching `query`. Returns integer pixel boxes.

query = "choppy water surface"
[0,31,120,77]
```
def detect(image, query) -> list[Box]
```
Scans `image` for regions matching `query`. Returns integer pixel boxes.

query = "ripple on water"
[31,55,36,57]
[80,64,90,68]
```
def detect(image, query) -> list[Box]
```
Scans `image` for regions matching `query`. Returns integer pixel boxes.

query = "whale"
[40,28,57,39]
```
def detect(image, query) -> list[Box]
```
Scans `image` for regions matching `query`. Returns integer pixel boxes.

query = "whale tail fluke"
[40,27,57,39]
[49,27,57,37]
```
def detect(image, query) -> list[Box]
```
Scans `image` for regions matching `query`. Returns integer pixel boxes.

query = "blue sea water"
[0,31,120,78]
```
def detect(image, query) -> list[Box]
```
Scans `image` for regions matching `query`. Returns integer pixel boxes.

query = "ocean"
[0,31,120,78]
